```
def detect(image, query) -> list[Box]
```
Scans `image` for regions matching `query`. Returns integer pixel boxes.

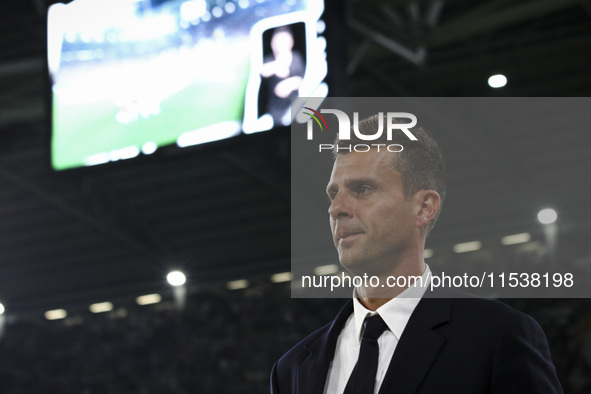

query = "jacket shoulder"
[271,320,334,394]
[276,320,333,370]
[449,296,540,327]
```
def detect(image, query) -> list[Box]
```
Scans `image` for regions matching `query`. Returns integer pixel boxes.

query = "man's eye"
[358,186,371,194]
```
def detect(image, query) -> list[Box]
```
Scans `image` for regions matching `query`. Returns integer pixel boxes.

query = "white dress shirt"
[323,266,431,394]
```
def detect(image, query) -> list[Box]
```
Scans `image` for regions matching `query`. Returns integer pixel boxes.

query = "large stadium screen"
[48,0,328,171]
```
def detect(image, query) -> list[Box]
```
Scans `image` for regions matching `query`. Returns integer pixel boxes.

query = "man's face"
[326,150,418,276]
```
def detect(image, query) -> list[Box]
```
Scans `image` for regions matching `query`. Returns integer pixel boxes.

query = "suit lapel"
[379,295,453,394]
[296,300,354,394]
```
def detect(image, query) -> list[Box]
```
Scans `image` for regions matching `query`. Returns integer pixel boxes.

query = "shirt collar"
[352,265,431,342]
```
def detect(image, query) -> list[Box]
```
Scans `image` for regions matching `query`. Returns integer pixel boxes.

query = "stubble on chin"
[338,252,370,277]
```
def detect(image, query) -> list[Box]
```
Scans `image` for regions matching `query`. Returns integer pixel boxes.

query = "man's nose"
[328,192,352,219]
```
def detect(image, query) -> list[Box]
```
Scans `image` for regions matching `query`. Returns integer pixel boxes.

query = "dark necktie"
[343,314,388,394]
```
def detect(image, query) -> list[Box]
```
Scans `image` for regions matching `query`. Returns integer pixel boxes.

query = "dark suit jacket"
[271,293,563,393]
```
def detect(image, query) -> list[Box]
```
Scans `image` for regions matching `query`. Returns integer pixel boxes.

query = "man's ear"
[414,190,441,229]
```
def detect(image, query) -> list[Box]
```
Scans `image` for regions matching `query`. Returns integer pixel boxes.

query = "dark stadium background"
[1,0,591,392]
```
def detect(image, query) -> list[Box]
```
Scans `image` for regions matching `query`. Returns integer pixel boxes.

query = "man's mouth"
[337,231,363,243]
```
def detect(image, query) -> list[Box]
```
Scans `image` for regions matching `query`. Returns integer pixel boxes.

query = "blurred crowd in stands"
[0,285,590,393]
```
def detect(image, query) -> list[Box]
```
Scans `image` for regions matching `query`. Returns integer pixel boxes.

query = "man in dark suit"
[272,114,563,393]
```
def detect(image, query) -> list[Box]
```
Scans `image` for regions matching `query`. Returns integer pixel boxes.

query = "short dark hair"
[333,114,447,234]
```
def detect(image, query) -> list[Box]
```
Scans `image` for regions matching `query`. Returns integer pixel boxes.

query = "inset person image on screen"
[259,24,306,127]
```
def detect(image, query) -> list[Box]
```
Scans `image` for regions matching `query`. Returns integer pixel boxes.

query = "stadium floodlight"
[45,309,68,320]
[453,241,482,254]
[136,294,162,306]
[270,272,292,283]
[314,264,339,276]
[423,249,434,259]
[89,302,113,313]
[488,74,507,88]
[538,208,557,225]
[0,303,4,315]
[227,279,249,290]
[167,271,186,287]
[501,232,531,246]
